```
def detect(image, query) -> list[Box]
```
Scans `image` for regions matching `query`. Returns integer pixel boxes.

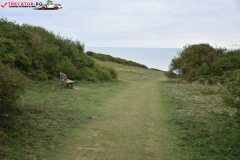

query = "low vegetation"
[164,43,240,159]
[0,80,125,159]
[0,18,118,159]
[165,43,240,120]
[0,62,26,113]
[221,70,240,118]
[161,80,240,159]
[86,51,148,69]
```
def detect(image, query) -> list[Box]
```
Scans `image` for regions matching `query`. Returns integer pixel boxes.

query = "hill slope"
[86,51,148,69]
[0,18,116,81]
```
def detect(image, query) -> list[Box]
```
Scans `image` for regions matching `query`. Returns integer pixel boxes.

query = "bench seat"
[60,72,74,88]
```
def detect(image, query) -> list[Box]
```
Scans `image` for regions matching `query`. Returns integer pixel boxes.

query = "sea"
[85,47,182,71]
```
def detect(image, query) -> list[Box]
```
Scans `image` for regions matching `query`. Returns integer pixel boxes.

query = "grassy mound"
[86,51,148,69]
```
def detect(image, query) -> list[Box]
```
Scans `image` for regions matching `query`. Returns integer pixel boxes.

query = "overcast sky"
[1,0,240,48]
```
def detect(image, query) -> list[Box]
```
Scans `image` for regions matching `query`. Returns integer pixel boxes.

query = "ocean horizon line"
[85,46,183,49]
[84,47,181,71]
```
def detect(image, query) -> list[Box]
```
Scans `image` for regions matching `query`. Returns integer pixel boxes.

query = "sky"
[0,0,240,48]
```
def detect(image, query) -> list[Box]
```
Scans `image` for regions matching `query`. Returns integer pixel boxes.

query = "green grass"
[1,61,178,159]
[40,68,179,160]
[159,80,240,159]
[1,60,239,159]
[0,79,126,159]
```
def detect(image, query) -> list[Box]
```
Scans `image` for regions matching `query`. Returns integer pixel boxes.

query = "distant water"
[85,47,182,71]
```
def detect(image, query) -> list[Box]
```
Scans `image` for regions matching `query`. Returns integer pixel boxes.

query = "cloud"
[0,0,239,48]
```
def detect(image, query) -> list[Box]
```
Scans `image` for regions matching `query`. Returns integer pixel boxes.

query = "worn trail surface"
[45,73,176,159]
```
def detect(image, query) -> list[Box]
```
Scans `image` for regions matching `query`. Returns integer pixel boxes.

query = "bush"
[0,62,26,112]
[28,69,49,81]
[0,38,31,71]
[221,70,240,118]
[168,44,217,81]
[55,57,78,79]
[167,44,240,84]
[107,66,118,80]
[164,71,177,79]
[0,18,117,82]
[93,65,112,81]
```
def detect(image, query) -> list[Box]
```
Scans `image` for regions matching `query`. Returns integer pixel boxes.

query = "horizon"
[84,46,239,71]
[84,47,182,71]
[85,46,239,50]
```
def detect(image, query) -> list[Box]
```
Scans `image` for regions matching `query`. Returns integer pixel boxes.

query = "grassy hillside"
[86,51,148,69]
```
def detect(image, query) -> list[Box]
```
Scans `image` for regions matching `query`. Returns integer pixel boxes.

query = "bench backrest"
[60,72,67,84]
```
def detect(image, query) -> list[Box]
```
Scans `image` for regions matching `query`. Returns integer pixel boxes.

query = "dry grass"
[170,82,224,115]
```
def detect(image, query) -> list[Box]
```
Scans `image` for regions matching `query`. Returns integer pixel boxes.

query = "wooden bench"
[60,72,74,88]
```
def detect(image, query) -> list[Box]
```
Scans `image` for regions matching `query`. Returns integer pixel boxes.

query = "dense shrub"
[212,50,240,73]
[167,44,219,81]
[0,18,117,81]
[0,38,31,71]
[196,49,240,84]
[166,43,240,84]
[83,64,118,81]
[27,69,49,81]
[0,62,26,112]
[221,70,240,118]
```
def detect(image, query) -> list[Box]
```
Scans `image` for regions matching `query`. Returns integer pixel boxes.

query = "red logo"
[1,2,7,8]
[1,1,62,10]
